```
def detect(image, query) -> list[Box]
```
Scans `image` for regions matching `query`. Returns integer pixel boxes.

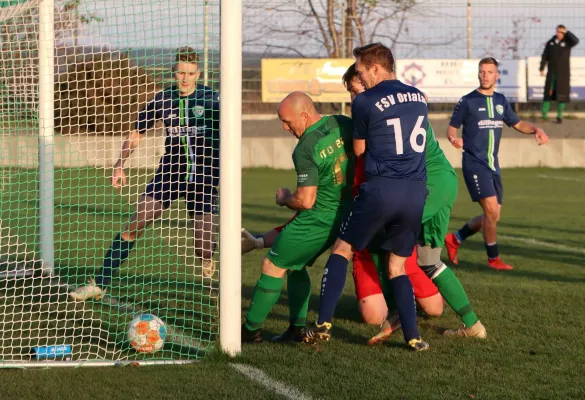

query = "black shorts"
[462,164,503,205]
[143,168,218,214]
[339,177,427,257]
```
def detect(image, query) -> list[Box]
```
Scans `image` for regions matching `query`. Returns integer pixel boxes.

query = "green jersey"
[292,115,355,212]
[426,123,455,176]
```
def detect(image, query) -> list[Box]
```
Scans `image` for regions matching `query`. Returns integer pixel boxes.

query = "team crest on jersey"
[496,104,504,115]
[193,105,205,117]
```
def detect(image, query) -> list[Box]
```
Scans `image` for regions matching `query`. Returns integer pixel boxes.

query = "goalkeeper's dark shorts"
[266,208,348,271]
[144,170,218,215]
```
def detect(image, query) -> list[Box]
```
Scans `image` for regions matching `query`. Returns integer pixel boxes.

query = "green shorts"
[266,209,348,271]
[420,170,458,248]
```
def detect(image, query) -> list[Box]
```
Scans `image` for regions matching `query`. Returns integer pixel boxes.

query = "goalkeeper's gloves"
[241,228,264,255]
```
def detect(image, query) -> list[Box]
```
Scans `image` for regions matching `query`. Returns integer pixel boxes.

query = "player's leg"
[70,194,166,301]
[189,187,219,277]
[541,100,551,121]
[353,249,388,325]
[306,183,387,342]
[380,182,429,351]
[271,267,311,342]
[242,257,288,343]
[446,166,499,266]
[243,212,334,343]
[405,253,443,317]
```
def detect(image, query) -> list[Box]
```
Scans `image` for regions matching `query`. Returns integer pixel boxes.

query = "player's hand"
[275,188,292,206]
[540,70,546,77]
[241,228,264,255]
[112,165,127,190]
[448,136,463,149]
[535,128,549,145]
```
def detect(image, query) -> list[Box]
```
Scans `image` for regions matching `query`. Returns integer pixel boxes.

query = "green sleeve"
[293,146,319,187]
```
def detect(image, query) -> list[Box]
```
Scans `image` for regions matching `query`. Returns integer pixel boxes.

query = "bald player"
[242,92,355,343]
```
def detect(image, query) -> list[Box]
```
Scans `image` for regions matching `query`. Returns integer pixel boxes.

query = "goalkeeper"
[71,46,219,301]
[241,91,355,343]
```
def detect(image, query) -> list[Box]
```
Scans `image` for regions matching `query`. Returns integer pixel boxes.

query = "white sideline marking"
[537,174,585,183]
[230,363,315,400]
[500,235,585,255]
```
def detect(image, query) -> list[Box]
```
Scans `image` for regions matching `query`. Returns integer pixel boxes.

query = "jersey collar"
[304,115,328,135]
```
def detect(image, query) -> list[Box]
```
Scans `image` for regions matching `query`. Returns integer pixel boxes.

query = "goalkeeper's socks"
[455,223,476,243]
[287,268,311,327]
[95,233,135,288]
[244,273,283,331]
[316,253,348,325]
[431,264,479,328]
[390,275,420,343]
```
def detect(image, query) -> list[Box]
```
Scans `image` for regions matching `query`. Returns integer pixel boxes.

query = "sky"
[76,0,585,63]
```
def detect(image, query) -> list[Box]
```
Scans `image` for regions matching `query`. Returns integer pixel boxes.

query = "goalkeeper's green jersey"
[292,115,355,212]
[426,123,455,176]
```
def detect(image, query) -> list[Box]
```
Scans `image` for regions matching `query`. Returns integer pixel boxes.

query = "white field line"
[537,174,585,183]
[500,235,585,255]
[230,363,316,400]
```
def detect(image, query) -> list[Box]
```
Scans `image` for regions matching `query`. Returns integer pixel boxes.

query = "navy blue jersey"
[351,80,428,182]
[450,90,520,173]
[135,84,219,186]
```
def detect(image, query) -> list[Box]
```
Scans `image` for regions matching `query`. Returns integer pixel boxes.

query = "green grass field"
[1,167,585,399]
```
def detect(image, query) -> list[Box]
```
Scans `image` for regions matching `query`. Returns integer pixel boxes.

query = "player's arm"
[504,99,549,145]
[276,148,318,210]
[352,95,369,157]
[112,95,161,189]
[447,98,467,148]
[277,186,317,211]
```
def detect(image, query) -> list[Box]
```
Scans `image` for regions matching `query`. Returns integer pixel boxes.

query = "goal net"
[0,0,238,367]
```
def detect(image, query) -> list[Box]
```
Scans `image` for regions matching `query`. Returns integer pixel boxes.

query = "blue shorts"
[144,168,218,215]
[462,165,503,204]
[340,177,427,257]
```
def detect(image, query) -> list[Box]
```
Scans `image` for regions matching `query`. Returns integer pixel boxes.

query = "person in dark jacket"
[539,25,579,123]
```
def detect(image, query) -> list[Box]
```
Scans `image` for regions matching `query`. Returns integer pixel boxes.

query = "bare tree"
[244,0,458,58]
[0,0,101,114]
[481,17,541,60]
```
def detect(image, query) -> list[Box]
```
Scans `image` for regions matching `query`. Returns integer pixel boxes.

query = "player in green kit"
[241,91,355,343]
[341,64,487,341]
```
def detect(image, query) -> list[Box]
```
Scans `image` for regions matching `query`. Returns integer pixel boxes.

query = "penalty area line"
[230,363,316,400]
[500,235,585,255]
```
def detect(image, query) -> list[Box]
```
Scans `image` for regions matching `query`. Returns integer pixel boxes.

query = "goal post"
[219,0,242,357]
[0,0,242,367]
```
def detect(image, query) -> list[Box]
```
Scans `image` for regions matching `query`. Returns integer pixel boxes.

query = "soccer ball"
[127,314,166,353]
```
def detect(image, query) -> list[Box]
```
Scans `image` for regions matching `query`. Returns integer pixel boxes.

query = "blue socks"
[455,223,476,242]
[391,275,420,343]
[95,233,135,288]
[486,242,499,259]
[317,254,349,324]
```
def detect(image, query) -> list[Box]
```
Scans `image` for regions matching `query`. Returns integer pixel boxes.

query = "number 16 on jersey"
[386,116,427,155]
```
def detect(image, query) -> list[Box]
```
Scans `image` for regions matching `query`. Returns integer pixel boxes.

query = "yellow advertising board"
[261,58,354,103]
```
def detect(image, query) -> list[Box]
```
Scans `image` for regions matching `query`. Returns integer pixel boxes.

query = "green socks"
[557,102,566,119]
[244,273,283,331]
[432,266,479,328]
[287,268,311,327]
[542,101,566,120]
[541,101,551,120]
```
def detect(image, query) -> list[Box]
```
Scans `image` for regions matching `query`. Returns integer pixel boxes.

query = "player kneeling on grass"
[241,91,356,343]
[71,47,219,302]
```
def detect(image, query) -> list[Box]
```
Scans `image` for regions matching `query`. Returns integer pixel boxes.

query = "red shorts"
[353,248,439,301]
[273,213,298,233]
